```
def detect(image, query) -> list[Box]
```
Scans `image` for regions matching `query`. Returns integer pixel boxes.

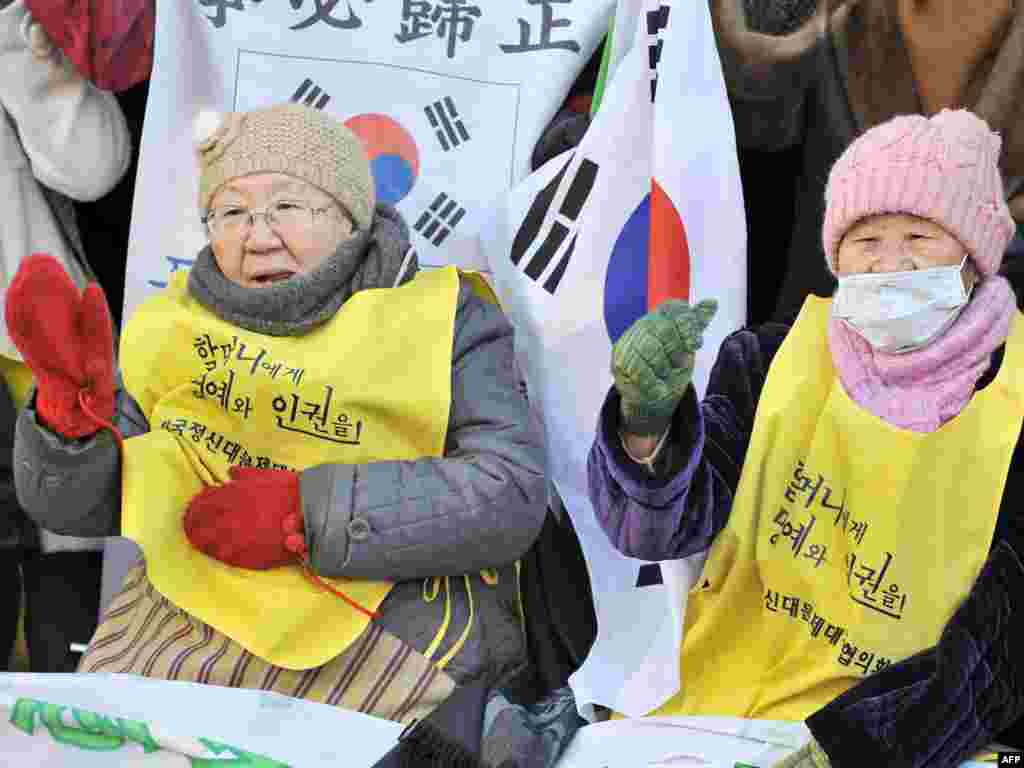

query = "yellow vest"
[119,267,462,670]
[0,355,33,410]
[655,296,1024,720]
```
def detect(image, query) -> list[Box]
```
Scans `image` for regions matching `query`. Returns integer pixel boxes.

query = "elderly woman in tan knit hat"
[589,109,1024,767]
[4,102,547,726]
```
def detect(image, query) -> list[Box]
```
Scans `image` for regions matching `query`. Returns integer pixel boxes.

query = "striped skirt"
[77,562,455,724]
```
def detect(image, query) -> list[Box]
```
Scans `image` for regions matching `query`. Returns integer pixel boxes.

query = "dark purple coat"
[588,321,1024,766]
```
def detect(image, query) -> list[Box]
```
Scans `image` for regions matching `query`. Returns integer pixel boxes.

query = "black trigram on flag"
[510,154,599,295]
[291,78,331,110]
[647,4,670,102]
[414,193,466,247]
[424,97,470,151]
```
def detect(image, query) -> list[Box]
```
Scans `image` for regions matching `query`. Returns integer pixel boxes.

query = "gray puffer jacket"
[13,207,547,687]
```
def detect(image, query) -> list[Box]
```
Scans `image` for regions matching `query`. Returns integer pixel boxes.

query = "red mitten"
[183,467,307,570]
[5,254,116,438]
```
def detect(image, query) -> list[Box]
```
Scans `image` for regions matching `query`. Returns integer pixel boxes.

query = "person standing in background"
[0,0,131,672]
[715,0,1024,322]
[24,0,154,327]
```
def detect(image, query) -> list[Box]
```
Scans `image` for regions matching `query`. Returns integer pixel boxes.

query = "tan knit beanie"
[194,103,375,232]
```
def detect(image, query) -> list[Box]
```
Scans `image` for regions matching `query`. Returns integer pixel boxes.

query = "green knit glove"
[771,738,833,768]
[611,299,718,436]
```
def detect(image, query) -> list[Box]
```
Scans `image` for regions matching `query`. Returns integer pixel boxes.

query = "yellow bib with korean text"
[654,296,1024,720]
[0,355,33,410]
[119,267,461,670]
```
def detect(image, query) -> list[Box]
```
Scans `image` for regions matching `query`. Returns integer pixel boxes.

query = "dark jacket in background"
[724,1,1024,323]
[74,78,149,328]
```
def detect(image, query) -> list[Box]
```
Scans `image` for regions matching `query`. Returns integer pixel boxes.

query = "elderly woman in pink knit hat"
[588,108,1024,767]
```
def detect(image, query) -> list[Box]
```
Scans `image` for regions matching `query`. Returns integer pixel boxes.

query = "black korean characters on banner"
[500,0,581,54]
[197,0,250,28]
[288,0,367,30]
[396,0,481,59]
[198,0,584,61]
[198,0,373,30]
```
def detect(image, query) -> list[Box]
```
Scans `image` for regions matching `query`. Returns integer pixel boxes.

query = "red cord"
[80,390,375,618]
[299,557,380,619]
[78,390,124,453]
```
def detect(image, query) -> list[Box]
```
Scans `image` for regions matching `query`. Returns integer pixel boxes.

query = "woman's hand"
[5,254,115,438]
[183,467,307,570]
[612,299,717,438]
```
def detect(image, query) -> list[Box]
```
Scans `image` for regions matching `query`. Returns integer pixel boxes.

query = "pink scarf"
[828,276,1017,432]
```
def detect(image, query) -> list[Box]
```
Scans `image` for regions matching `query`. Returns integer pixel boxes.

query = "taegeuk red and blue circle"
[344,114,420,206]
[604,180,690,342]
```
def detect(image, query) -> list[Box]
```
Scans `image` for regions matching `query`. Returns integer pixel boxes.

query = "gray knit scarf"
[188,203,418,336]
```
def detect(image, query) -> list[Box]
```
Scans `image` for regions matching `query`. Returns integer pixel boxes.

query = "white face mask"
[832,256,973,354]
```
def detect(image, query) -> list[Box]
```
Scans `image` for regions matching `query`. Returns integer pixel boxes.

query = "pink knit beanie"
[823,109,1015,276]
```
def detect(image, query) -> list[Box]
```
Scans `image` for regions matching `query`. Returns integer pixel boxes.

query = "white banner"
[0,672,402,766]
[123,0,613,320]
[0,674,998,768]
[485,0,745,717]
[557,716,811,767]
[555,716,998,767]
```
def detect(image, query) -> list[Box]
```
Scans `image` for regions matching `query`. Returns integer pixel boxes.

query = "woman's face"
[835,213,976,288]
[207,172,354,289]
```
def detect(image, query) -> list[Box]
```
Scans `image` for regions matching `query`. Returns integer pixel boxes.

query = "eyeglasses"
[203,200,337,239]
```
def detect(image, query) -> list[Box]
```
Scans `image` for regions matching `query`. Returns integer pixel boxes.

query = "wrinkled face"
[207,172,354,289]
[835,213,976,288]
